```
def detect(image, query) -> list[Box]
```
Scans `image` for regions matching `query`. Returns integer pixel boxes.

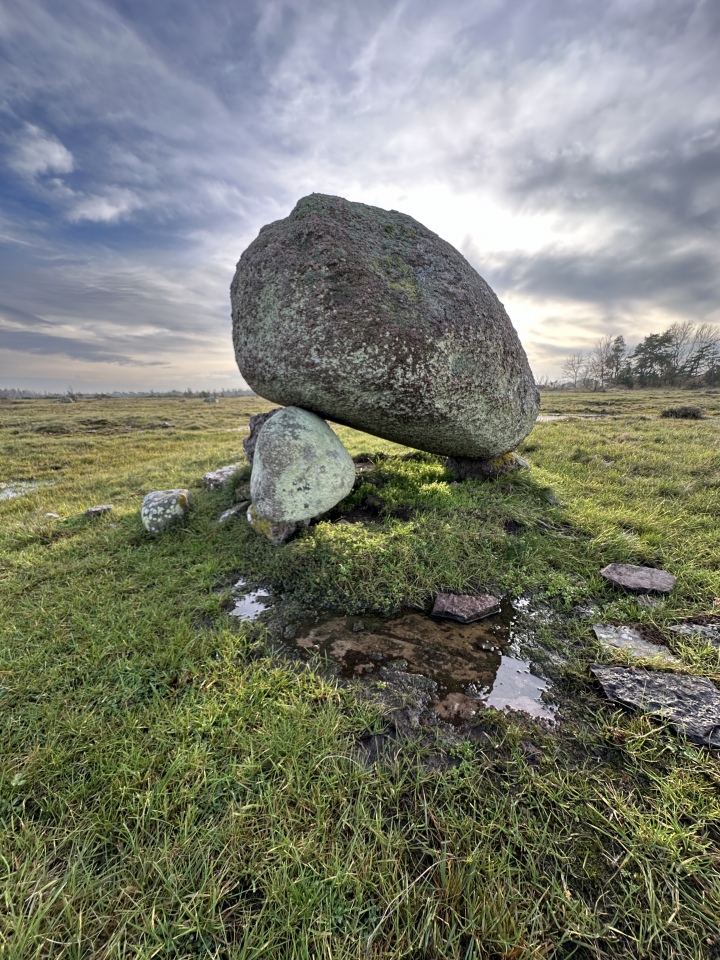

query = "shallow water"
[0,480,41,501]
[229,579,271,621]
[290,600,555,723]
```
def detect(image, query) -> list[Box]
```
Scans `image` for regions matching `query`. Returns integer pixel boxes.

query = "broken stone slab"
[44,512,61,519]
[592,624,680,664]
[203,463,243,490]
[667,623,720,648]
[432,593,501,623]
[600,563,676,594]
[590,665,720,748]
[141,489,191,533]
[218,503,249,524]
[86,504,113,518]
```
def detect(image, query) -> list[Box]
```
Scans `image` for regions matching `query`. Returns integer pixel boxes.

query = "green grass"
[1,391,719,958]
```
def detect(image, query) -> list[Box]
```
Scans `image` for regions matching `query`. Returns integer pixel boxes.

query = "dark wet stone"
[592,624,680,664]
[590,665,720,748]
[600,563,676,594]
[445,453,530,481]
[432,593,501,623]
[243,409,281,466]
[232,193,539,460]
[204,463,243,491]
[86,504,113,517]
[351,621,365,632]
[246,503,310,545]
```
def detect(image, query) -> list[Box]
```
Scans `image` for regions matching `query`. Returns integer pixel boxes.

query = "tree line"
[558,322,720,390]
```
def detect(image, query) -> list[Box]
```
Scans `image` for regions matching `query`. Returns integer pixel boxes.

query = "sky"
[1,0,718,392]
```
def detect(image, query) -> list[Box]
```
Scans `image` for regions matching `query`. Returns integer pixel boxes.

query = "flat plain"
[1,389,719,959]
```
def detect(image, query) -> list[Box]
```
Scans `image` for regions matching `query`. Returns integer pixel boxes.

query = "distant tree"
[608,336,627,382]
[589,335,615,389]
[561,353,586,388]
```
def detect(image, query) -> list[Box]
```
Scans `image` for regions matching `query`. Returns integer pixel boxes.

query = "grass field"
[1,389,719,959]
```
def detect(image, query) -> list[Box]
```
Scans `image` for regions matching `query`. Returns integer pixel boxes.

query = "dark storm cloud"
[0,0,718,385]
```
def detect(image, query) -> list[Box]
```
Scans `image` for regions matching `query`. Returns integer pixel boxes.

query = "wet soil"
[281,598,556,725]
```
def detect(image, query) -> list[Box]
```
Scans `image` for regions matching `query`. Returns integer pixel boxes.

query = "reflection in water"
[229,579,271,621]
[290,601,555,723]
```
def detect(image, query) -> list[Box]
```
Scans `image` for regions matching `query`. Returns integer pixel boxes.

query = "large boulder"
[231,194,539,460]
[250,406,355,523]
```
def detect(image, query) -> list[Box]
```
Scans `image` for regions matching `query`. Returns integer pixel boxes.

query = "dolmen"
[231,193,540,542]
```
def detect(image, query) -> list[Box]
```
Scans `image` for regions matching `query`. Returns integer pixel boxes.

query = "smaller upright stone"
[203,463,243,491]
[243,409,281,466]
[600,563,676,594]
[86,504,113,518]
[251,406,355,523]
[432,593,501,623]
[141,489,191,533]
[445,454,529,482]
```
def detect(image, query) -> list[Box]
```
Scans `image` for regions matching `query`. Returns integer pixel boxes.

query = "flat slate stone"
[203,463,243,490]
[667,623,720,648]
[600,563,676,593]
[590,665,720,748]
[432,593,501,623]
[592,624,680,664]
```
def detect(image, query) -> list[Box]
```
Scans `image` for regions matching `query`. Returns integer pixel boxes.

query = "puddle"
[0,480,41,501]
[228,579,271,621]
[289,600,555,724]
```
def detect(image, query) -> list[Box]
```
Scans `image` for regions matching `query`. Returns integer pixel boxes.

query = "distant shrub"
[660,405,704,420]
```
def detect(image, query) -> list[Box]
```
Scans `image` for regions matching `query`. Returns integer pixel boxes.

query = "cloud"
[68,188,143,223]
[7,123,74,178]
[0,0,718,385]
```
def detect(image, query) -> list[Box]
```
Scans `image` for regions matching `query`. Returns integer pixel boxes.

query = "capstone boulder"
[231,193,539,460]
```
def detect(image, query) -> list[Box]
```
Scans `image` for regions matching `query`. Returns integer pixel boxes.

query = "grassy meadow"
[1,389,719,959]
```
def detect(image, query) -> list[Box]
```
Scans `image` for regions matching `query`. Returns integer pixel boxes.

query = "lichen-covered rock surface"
[141,489,191,533]
[231,193,539,459]
[250,406,355,523]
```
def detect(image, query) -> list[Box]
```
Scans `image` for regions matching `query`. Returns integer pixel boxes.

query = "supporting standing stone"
[250,406,355,524]
[600,563,676,594]
[444,454,530,481]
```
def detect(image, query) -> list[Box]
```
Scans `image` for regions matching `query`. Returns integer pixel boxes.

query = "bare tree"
[589,335,615,389]
[561,353,587,388]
